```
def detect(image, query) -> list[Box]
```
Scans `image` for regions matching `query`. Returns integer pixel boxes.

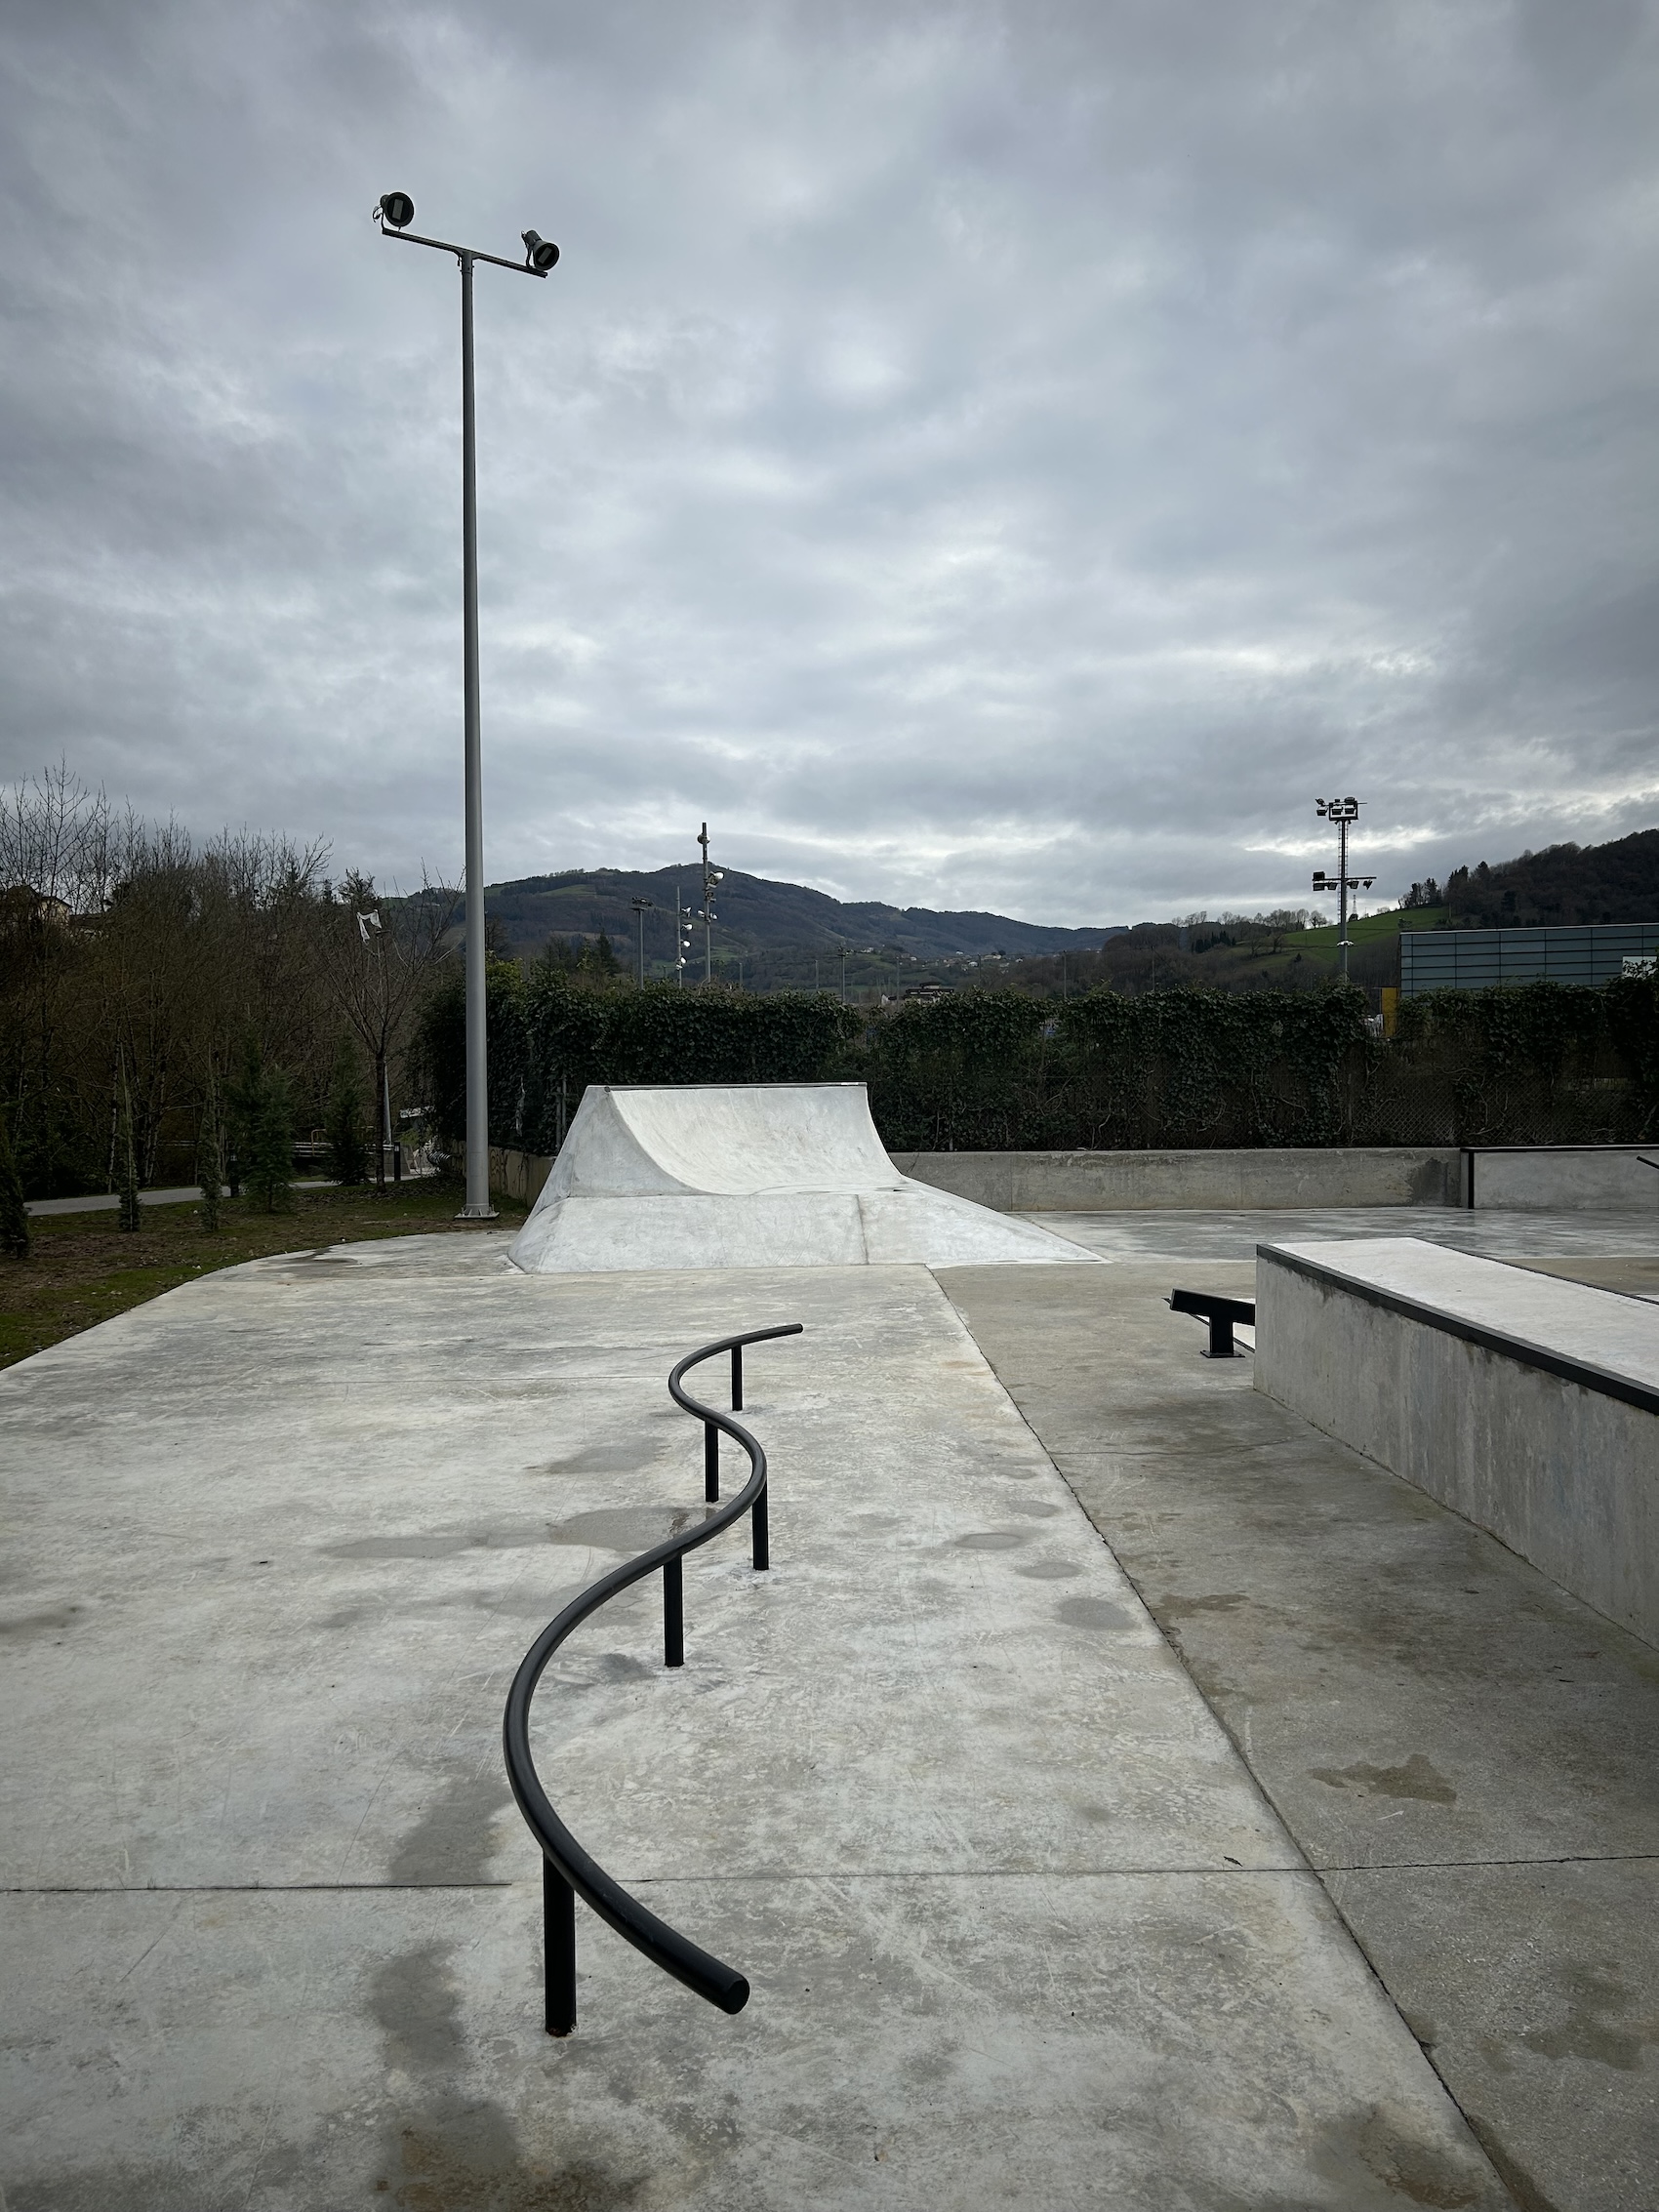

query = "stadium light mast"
[1312,795,1376,980]
[675,888,692,987]
[374,190,559,1220]
[696,823,724,986]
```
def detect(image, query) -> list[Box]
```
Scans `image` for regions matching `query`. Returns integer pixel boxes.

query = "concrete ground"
[946,1208,1659,2212]
[0,1229,1519,2211]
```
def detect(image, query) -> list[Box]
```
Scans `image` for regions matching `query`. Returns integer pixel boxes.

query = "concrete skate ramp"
[507,1083,1097,1272]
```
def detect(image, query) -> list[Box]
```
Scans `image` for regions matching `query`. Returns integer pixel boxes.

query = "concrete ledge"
[1255,1237,1659,1646]
[1464,1146,1659,1213]
[893,1147,1461,1212]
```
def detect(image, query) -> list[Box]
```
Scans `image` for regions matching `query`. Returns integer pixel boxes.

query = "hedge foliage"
[416,963,1659,1153]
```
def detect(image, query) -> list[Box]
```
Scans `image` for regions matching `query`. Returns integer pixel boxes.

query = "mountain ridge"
[482,864,1125,968]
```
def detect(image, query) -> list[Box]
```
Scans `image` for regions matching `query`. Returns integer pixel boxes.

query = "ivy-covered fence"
[415,965,1659,1154]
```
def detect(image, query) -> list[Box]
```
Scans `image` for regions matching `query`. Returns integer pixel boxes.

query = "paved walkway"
[947,1218,1659,2212]
[24,1181,337,1216]
[1,1233,1505,2209]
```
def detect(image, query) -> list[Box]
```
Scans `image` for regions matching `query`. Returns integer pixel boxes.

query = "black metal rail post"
[731,1344,744,1410]
[750,1483,769,1572]
[663,1555,684,1667]
[705,1422,719,1502]
[544,1858,576,2036]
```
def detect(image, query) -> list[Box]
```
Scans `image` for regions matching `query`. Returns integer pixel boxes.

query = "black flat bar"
[378,225,546,276]
[503,1321,803,2019]
[1169,1288,1256,1323]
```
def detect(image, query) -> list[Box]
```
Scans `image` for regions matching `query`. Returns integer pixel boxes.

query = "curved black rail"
[503,1321,803,2036]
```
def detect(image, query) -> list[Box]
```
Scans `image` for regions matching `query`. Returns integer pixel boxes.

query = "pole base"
[456,1204,499,1221]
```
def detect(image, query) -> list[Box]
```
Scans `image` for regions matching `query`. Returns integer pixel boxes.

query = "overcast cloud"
[1,0,1656,924]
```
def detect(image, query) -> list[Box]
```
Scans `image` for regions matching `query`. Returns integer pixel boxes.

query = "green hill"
[481,865,1123,985]
[1436,828,1659,928]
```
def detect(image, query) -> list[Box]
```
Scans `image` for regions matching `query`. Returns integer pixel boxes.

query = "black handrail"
[502,1320,803,2037]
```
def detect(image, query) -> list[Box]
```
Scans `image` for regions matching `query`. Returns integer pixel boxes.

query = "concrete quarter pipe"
[507,1083,1098,1272]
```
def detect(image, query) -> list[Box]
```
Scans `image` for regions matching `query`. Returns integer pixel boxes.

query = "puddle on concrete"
[1308,1752,1458,1803]
[1056,1596,1137,1631]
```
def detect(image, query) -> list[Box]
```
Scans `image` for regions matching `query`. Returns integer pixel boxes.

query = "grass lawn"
[0,1180,529,1371]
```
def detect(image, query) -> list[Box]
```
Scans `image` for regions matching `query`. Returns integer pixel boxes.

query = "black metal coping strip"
[1256,1244,1659,1418]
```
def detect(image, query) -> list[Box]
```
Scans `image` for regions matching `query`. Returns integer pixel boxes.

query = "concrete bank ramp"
[508,1082,1097,1272]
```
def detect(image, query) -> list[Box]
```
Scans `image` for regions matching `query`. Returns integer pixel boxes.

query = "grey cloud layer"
[2,0,1655,920]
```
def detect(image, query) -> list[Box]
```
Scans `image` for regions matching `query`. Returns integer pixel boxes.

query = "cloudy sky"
[2,0,1656,926]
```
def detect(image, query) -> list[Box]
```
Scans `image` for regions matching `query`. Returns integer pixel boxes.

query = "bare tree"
[317,872,460,1191]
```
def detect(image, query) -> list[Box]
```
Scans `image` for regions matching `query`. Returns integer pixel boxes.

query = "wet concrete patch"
[1057,1596,1137,1631]
[1310,1754,1459,1805]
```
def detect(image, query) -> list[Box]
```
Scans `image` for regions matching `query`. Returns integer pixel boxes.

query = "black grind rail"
[502,1321,803,2037]
[1167,1287,1256,1358]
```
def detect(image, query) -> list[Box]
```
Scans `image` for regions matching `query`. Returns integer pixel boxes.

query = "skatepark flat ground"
[2,1209,1655,2208]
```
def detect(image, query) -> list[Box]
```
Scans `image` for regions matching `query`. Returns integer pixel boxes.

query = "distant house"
[0,884,74,930]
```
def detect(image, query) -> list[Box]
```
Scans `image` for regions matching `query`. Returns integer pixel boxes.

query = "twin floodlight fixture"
[375,192,559,275]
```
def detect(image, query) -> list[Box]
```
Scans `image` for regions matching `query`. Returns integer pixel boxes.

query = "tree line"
[0,768,455,1203]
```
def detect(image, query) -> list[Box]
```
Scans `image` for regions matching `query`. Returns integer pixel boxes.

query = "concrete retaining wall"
[891,1147,1460,1212]
[490,1146,554,1208]
[1255,1238,1659,1647]
[1466,1146,1659,1214]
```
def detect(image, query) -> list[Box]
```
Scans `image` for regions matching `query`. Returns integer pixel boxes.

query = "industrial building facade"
[1398,920,1659,997]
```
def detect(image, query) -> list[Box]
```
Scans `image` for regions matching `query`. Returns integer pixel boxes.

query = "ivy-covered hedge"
[415,965,1659,1153]
[419,964,862,1155]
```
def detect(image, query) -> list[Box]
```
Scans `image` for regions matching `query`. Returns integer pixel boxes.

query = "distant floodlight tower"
[374,191,559,1220]
[1312,795,1376,980]
[629,897,653,990]
[675,888,693,988]
[696,823,724,985]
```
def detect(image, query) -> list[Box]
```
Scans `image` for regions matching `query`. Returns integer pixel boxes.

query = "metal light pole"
[1312,796,1375,980]
[374,191,559,1220]
[630,897,653,989]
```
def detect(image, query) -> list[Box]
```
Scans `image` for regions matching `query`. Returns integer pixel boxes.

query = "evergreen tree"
[223,1031,267,1196]
[116,1063,142,1232]
[0,1105,29,1260]
[244,1062,295,1213]
[322,1038,370,1186]
[196,1068,223,1231]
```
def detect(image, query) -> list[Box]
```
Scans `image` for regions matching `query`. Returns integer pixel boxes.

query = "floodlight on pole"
[1313,796,1376,980]
[374,190,559,1222]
